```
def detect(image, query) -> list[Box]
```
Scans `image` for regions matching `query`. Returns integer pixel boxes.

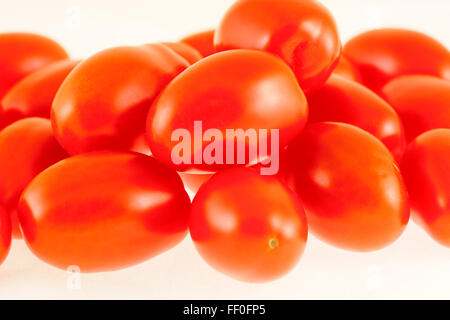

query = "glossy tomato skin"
[215,0,341,92]
[190,167,308,282]
[1,60,78,127]
[344,29,450,94]
[0,118,67,238]
[401,129,450,247]
[286,122,409,251]
[307,74,406,161]
[147,49,308,172]
[0,33,68,100]
[162,42,202,64]
[333,56,361,82]
[0,207,11,266]
[181,30,216,57]
[52,45,189,155]
[18,151,191,272]
[381,75,450,143]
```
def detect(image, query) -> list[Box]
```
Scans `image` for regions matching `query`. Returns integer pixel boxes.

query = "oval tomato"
[381,75,450,143]
[344,28,450,94]
[333,56,361,82]
[147,49,308,172]
[181,30,216,57]
[286,122,409,251]
[18,151,191,272]
[162,42,202,64]
[0,207,11,266]
[1,59,78,126]
[190,167,307,282]
[0,32,68,100]
[51,45,189,155]
[214,0,341,92]
[401,129,450,247]
[0,118,67,238]
[307,74,406,160]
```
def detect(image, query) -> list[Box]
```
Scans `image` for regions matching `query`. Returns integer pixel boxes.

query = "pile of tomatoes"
[0,0,449,283]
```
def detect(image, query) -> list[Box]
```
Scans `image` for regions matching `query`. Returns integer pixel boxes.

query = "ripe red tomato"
[214,0,341,92]
[333,56,361,82]
[190,167,307,282]
[52,45,189,155]
[162,42,202,64]
[18,151,191,272]
[147,49,308,172]
[0,118,67,238]
[1,59,78,127]
[181,30,216,57]
[307,74,406,161]
[344,29,450,94]
[0,33,68,100]
[401,129,450,247]
[381,75,450,143]
[286,122,409,251]
[0,207,11,266]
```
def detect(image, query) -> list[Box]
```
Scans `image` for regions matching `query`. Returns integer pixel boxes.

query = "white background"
[0,0,450,299]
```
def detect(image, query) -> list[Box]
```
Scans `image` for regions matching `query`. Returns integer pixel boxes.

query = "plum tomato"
[0,207,11,266]
[190,167,308,282]
[18,151,191,272]
[381,75,450,143]
[0,32,68,100]
[181,30,216,57]
[1,59,78,127]
[51,45,189,155]
[401,129,450,247]
[285,122,409,251]
[333,56,361,82]
[214,0,341,92]
[146,49,308,172]
[344,28,450,94]
[161,42,202,64]
[307,74,406,161]
[0,118,67,238]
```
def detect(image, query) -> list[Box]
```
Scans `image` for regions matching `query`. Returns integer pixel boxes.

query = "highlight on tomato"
[215,0,341,92]
[190,167,308,282]
[381,75,450,143]
[401,129,450,247]
[307,74,406,161]
[161,42,202,64]
[51,45,189,155]
[285,122,410,251]
[18,151,191,272]
[0,32,68,100]
[0,118,67,238]
[344,28,450,94]
[1,59,78,127]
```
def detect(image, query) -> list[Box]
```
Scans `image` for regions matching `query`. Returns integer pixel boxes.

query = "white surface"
[0,0,450,300]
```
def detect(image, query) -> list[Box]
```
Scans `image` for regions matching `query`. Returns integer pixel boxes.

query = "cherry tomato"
[381,75,450,143]
[1,59,78,127]
[401,129,450,247]
[344,29,450,94]
[181,30,216,57]
[52,45,189,155]
[333,56,361,82]
[147,49,308,172]
[286,122,409,251]
[307,74,406,161]
[162,42,202,64]
[190,167,307,282]
[0,118,67,238]
[18,151,191,272]
[0,207,11,266]
[0,32,68,100]
[214,0,341,92]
